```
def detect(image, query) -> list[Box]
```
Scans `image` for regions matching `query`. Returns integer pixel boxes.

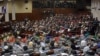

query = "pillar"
[5,0,9,22]
[12,0,16,20]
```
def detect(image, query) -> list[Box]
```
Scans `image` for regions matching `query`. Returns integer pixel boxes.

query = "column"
[98,0,100,21]
[95,0,98,18]
[5,0,9,22]
[91,0,97,18]
[93,0,96,18]
[91,0,94,18]
[12,0,16,20]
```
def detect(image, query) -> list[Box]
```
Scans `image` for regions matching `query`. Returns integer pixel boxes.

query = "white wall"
[8,0,32,13]
[91,0,100,21]
[0,0,32,13]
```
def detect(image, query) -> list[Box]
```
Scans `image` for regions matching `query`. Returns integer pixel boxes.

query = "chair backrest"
[46,50,54,55]
[85,54,94,56]
[17,53,24,56]
[33,53,40,56]
[17,54,23,56]
[97,48,100,52]
[23,54,29,56]
[4,53,10,56]
[54,49,60,54]
[0,48,2,53]
[40,52,46,56]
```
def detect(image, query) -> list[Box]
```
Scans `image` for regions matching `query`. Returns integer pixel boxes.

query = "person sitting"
[50,40,55,49]
[13,42,23,53]
[2,42,11,55]
[83,44,90,54]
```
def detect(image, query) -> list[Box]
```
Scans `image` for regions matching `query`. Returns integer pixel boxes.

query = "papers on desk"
[10,55,17,56]
[61,53,69,56]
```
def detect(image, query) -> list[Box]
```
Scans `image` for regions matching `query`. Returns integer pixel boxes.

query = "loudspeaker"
[25,0,28,3]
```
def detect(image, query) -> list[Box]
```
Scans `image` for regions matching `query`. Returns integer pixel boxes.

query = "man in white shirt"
[40,41,46,48]
[13,42,23,53]
[80,39,87,48]
[39,41,47,56]
[83,44,90,53]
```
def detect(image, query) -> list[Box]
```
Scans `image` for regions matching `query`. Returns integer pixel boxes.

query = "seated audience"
[0,14,99,56]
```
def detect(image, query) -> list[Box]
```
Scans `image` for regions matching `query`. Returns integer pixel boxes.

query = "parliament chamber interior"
[0,0,100,56]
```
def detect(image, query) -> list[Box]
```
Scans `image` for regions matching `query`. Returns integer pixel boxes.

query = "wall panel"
[16,8,76,21]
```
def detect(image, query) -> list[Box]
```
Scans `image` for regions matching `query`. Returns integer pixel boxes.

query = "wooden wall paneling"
[15,8,90,21]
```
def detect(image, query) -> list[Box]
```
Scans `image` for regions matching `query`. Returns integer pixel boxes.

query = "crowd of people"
[0,14,100,56]
[33,0,76,8]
